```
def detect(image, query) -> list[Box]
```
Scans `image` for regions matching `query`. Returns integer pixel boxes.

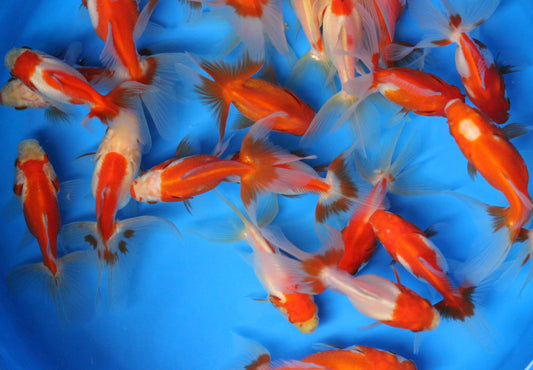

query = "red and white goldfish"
[257,224,440,332]
[8,139,98,321]
[5,47,138,125]
[133,115,358,223]
[190,54,315,143]
[409,0,509,123]
[61,108,177,304]
[189,192,319,333]
[242,339,416,370]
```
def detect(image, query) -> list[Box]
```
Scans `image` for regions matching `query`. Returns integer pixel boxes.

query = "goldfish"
[61,108,177,304]
[8,139,98,321]
[132,114,358,223]
[409,0,509,123]
[339,122,444,275]
[4,47,139,125]
[189,54,315,143]
[369,210,475,321]
[256,224,440,332]
[443,99,531,283]
[305,5,463,142]
[182,0,289,61]
[188,192,319,333]
[242,339,416,370]
[82,0,187,137]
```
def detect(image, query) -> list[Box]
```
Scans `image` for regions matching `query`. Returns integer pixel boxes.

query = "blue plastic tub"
[1,1,532,369]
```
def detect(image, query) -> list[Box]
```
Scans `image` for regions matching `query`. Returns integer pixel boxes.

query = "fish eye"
[14,159,19,167]
[15,106,28,110]
[7,76,16,82]
[21,46,32,50]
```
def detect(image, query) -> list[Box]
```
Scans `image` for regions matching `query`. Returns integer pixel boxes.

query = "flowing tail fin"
[409,0,502,46]
[6,250,99,323]
[237,113,319,209]
[434,285,476,321]
[138,53,194,140]
[316,150,359,223]
[61,216,180,308]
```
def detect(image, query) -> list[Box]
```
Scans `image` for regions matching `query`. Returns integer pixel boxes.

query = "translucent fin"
[105,216,181,308]
[502,122,531,140]
[140,53,192,140]
[261,0,290,57]
[133,0,160,41]
[408,0,453,45]
[6,250,99,323]
[454,228,512,287]
[227,334,271,370]
[302,90,359,143]
[100,24,120,69]
[439,0,501,32]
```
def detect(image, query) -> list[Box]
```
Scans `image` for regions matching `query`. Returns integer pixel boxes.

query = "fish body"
[14,139,60,275]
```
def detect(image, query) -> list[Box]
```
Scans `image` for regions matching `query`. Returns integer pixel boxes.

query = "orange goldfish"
[242,340,416,370]
[409,0,509,123]
[443,99,531,283]
[191,55,316,143]
[82,0,186,137]
[61,109,177,303]
[369,210,475,321]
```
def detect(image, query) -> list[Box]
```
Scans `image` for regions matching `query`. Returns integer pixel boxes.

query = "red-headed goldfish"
[188,192,319,333]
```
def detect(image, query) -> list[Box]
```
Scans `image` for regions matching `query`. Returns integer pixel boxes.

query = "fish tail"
[316,151,358,223]
[6,250,99,323]
[137,53,194,140]
[434,285,476,321]
[86,81,146,125]
[238,114,317,208]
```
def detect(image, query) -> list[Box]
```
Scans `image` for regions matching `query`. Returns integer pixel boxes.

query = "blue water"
[1,1,533,369]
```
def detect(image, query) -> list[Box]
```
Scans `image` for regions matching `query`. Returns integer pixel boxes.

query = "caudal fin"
[6,251,99,323]
[434,285,476,321]
[316,151,359,223]
[238,113,319,208]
